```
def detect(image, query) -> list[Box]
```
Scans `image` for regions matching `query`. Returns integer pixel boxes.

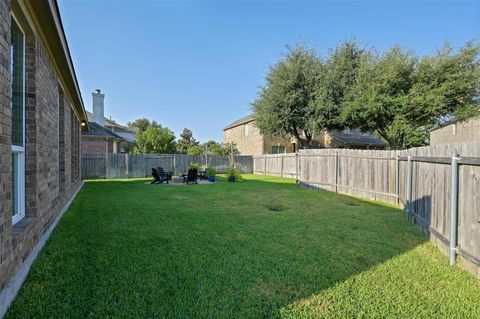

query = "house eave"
[223,117,255,131]
[18,0,88,130]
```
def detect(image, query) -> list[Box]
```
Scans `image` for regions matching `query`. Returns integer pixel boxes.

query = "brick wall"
[430,117,480,145]
[224,120,331,155]
[224,121,265,155]
[263,135,295,154]
[0,0,12,282]
[81,137,108,153]
[0,2,82,289]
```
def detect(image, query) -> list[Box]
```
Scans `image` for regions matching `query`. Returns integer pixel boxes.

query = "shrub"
[189,163,200,170]
[206,167,217,177]
[227,167,243,182]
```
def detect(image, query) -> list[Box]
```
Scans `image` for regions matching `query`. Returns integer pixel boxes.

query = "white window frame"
[11,14,26,224]
[243,124,249,137]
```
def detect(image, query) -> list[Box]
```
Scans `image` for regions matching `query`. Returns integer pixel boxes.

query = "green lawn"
[6,175,480,318]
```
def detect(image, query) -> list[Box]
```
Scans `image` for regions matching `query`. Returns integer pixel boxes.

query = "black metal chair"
[157,167,172,183]
[151,167,171,184]
[182,168,198,184]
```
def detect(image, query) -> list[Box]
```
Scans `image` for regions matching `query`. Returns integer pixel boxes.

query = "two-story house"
[224,114,385,155]
[430,117,480,145]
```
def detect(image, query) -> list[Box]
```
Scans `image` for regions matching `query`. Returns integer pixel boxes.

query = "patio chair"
[157,167,172,183]
[151,167,171,184]
[183,168,198,184]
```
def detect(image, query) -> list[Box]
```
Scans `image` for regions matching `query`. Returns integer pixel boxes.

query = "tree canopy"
[176,128,199,154]
[342,42,480,148]
[253,40,480,149]
[187,140,238,156]
[253,42,365,148]
[133,125,176,154]
[127,118,161,132]
[252,45,322,148]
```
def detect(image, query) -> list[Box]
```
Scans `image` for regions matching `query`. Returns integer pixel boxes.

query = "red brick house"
[0,0,88,310]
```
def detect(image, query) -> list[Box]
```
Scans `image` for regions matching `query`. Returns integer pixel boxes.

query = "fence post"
[173,154,176,176]
[335,150,339,193]
[280,155,284,178]
[126,153,129,178]
[264,154,267,175]
[405,155,413,220]
[104,152,108,179]
[295,152,299,184]
[144,154,148,177]
[449,151,460,266]
[395,155,400,205]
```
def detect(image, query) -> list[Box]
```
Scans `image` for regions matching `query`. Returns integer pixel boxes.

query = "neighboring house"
[224,114,385,155]
[430,117,480,145]
[0,0,87,297]
[81,89,136,153]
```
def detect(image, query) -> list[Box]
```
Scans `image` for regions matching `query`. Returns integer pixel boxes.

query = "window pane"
[12,153,19,216]
[243,124,249,137]
[272,146,284,154]
[11,19,24,147]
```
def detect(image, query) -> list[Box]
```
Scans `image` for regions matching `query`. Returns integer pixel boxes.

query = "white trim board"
[0,182,84,318]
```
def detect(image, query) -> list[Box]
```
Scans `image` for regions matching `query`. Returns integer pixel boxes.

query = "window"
[58,88,65,196]
[272,145,285,154]
[452,123,457,135]
[11,16,25,224]
[243,124,249,137]
[343,128,355,134]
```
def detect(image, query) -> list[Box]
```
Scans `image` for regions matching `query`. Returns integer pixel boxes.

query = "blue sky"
[58,0,480,142]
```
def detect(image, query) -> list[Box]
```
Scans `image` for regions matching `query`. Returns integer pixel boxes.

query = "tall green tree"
[134,125,176,154]
[253,43,365,149]
[341,46,416,148]
[342,41,480,148]
[314,40,365,131]
[186,140,238,156]
[176,128,199,154]
[252,45,323,148]
[127,118,161,132]
[205,140,238,156]
[409,42,480,124]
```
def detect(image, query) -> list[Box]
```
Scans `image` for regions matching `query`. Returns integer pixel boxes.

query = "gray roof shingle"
[82,122,124,140]
[333,133,386,146]
[224,114,255,130]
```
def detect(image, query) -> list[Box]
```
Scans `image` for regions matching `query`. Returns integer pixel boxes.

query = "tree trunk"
[377,129,399,150]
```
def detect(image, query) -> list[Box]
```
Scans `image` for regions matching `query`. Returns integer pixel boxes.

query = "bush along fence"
[253,142,480,277]
[82,153,254,180]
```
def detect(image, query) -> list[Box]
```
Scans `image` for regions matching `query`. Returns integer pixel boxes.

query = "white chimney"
[92,89,105,126]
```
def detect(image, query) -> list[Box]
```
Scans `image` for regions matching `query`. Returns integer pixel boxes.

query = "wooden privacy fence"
[254,142,480,276]
[82,153,253,180]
